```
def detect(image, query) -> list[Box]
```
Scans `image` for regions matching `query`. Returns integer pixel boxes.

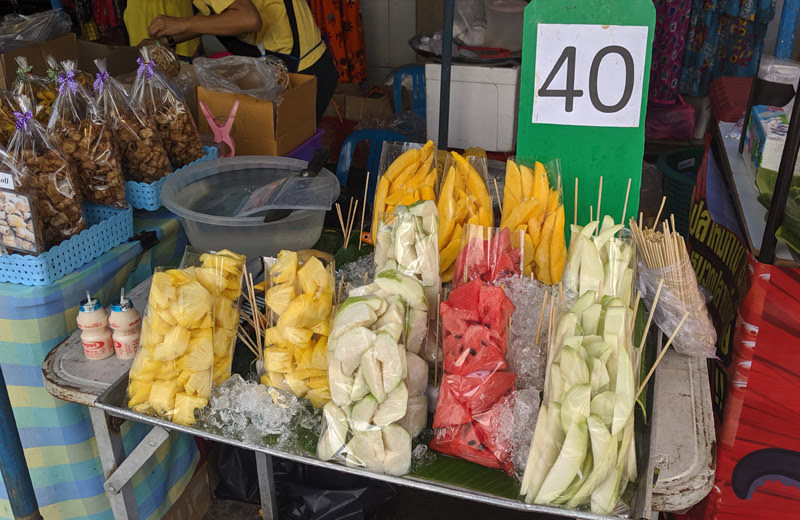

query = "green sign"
[516,0,655,229]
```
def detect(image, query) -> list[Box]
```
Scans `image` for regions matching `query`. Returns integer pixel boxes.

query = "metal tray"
[96,367,657,520]
[409,35,521,66]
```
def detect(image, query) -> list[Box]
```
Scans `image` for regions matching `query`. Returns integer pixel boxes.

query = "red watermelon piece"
[454,371,516,415]
[432,375,472,428]
[446,279,483,315]
[473,393,515,474]
[489,252,519,282]
[430,423,502,470]
[443,324,507,375]
[478,285,515,332]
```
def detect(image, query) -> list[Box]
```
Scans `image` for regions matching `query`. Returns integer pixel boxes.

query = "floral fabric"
[309,0,366,82]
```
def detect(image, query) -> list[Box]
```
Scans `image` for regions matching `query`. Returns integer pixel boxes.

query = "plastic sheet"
[500,159,566,282]
[180,247,246,385]
[127,265,215,425]
[0,144,44,254]
[7,95,85,249]
[0,90,17,148]
[260,249,335,407]
[12,56,56,126]
[44,55,93,93]
[317,271,428,476]
[131,47,204,168]
[0,9,71,53]
[48,60,126,207]
[637,258,717,358]
[194,55,285,103]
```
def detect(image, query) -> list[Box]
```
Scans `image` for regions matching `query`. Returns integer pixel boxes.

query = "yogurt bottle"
[108,297,141,360]
[77,294,114,360]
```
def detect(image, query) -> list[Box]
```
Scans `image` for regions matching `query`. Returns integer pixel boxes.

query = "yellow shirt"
[124,0,199,58]
[194,0,325,71]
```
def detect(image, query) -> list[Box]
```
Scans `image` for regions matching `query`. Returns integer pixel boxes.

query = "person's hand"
[149,15,188,38]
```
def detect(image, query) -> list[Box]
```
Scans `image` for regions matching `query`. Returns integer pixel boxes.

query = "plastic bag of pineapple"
[179,247,245,386]
[261,250,334,407]
[127,266,215,426]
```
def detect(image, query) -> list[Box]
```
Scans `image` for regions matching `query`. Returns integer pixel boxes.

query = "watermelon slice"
[432,375,472,428]
[430,422,502,470]
[443,323,507,375]
[488,251,518,282]
[447,278,483,314]
[453,371,516,415]
[478,285,515,332]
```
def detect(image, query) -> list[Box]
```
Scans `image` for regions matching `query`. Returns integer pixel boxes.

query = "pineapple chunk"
[149,380,179,416]
[285,374,310,397]
[311,336,328,370]
[175,281,213,328]
[266,283,295,315]
[278,325,313,347]
[311,319,330,336]
[128,379,151,407]
[177,337,213,372]
[172,393,206,425]
[150,272,177,309]
[213,329,234,356]
[307,387,331,408]
[297,256,332,295]
[265,347,292,373]
[154,326,190,361]
[271,250,298,284]
[184,370,211,398]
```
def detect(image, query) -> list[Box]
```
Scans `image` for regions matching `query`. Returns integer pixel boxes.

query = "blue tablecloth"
[0,209,196,520]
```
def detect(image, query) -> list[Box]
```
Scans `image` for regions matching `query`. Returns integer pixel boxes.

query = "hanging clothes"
[124,0,199,58]
[308,0,366,83]
[679,0,776,97]
[649,0,692,103]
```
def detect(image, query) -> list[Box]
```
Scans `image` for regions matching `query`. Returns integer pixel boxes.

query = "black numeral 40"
[538,45,634,114]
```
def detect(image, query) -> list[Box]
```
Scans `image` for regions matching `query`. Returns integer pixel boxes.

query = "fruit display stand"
[40,271,714,520]
[0,210,195,520]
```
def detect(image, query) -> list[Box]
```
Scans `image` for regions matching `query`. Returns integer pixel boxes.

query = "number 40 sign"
[516,0,655,233]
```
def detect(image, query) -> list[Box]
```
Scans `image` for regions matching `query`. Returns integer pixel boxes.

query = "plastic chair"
[335,129,406,204]
[393,65,426,117]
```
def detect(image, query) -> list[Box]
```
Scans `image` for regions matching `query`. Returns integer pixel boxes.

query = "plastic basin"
[161,156,339,259]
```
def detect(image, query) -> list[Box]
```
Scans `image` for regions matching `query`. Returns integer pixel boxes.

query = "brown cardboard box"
[322,83,394,122]
[0,33,140,90]
[162,461,211,520]
[197,73,317,157]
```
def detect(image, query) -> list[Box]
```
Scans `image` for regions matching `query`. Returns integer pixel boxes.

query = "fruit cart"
[42,276,714,520]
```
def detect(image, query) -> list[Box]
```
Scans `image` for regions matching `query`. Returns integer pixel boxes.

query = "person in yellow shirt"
[124,0,199,58]
[148,0,337,124]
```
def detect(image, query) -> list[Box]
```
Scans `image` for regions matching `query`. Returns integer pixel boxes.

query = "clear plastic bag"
[520,290,637,513]
[8,95,85,249]
[93,58,172,183]
[12,56,56,127]
[44,55,93,93]
[194,55,285,103]
[0,90,17,147]
[127,266,215,426]
[260,249,335,408]
[131,47,204,168]
[636,258,717,358]
[437,151,493,283]
[0,9,71,53]
[180,247,246,386]
[0,144,44,254]
[500,159,566,283]
[318,270,428,476]
[450,224,524,289]
[432,277,517,474]
[371,140,438,243]
[48,60,126,207]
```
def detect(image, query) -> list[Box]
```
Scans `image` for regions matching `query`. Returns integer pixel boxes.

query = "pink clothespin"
[199,100,239,157]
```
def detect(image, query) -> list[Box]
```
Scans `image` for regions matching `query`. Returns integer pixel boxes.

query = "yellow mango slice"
[383,148,419,182]
[440,237,462,272]
[372,175,390,240]
[504,160,523,204]
[549,205,566,283]
[534,210,557,284]
[520,164,534,199]
[478,206,492,227]
[546,188,560,216]
[500,199,538,232]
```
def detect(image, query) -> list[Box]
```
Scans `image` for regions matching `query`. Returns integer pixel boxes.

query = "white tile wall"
[362,0,417,84]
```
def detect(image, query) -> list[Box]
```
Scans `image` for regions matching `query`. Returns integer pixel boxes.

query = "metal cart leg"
[90,408,170,520]
[255,451,280,520]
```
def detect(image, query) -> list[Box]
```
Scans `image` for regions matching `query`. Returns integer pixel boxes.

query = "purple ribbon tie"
[58,70,77,94]
[136,57,155,79]
[13,111,33,131]
[94,71,109,94]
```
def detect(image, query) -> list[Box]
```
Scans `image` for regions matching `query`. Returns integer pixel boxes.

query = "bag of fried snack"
[48,60,126,207]
[179,247,245,386]
[8,96,85,249]
[0,144,45,254]
[44,55,94,93]
[12,56,56,127]
[128,266,215,426]
[93,58,172,184]
[131,47,204,168]
[0,90,16,147]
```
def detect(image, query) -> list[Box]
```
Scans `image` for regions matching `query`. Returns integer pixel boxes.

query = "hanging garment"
[650,0,692,102]
[308,0,366,83]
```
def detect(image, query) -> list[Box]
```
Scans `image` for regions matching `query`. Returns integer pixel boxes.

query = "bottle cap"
[111,299,134,313]
[79,298,102,312]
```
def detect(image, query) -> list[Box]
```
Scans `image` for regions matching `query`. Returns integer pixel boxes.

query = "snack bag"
[12,56,56,126]
[93,58,171,183]
[437,152,493,282]
[371,140,438,242]
[0,144,44,254]
[500,159,566,283]
[317,270,429,476]
[261,250,334,407]
[131,47,204,168]
[8,96,85,248]
[451,225,524,289]
[127,266,215,426]
[48,60,126,207]
[44,55,94,93]
[0,90,17,147]
[180,247,245,386]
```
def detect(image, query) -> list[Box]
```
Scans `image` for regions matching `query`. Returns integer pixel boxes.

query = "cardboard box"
[743,104,799,178]
[322,83,394,122]
[0,33,140,90]
[197,74,317,157]
[163,461,211,520]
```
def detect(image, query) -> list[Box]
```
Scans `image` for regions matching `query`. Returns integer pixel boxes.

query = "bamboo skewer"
[653,196,666,227]
[359,172,370,250]
[574,178,579,226]
[622,178,631,227]
[637,278,664,355]
[636,311,689,399]
[535,291,549,345]
[596,176,603,233]
[493,177,503,215]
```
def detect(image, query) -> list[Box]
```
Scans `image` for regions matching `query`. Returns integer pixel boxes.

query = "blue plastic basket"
[0,204,134,286]
[125,146,218,211]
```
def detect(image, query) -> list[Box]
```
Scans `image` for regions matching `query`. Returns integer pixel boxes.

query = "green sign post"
[516,0,655,229]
